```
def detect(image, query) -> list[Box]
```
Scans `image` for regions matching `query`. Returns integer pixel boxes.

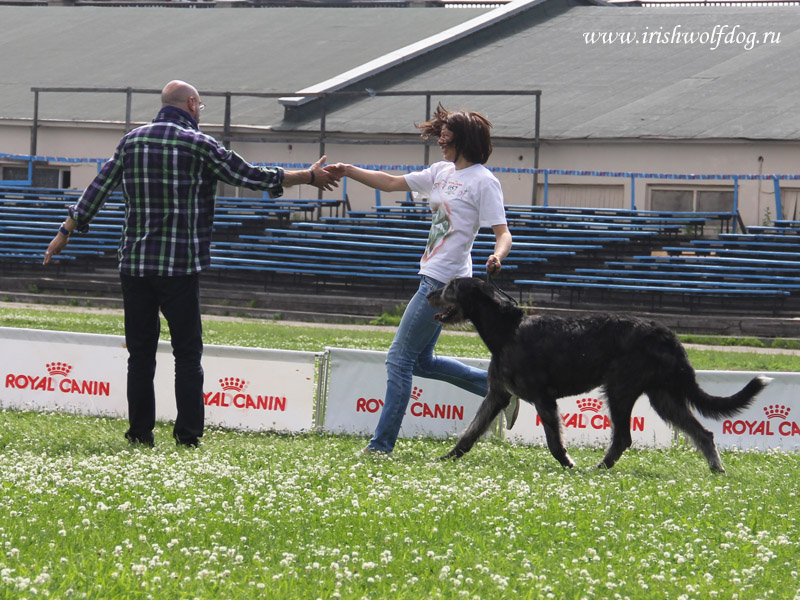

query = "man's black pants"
[120,273,204,445]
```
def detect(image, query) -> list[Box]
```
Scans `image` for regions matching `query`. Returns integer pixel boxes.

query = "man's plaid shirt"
[69,106,285,276]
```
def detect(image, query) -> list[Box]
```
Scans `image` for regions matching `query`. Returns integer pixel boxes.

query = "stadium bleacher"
[513,221,800,315]
[4,181,800,317]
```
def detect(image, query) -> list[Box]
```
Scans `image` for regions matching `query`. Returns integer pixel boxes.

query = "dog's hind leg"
[649,390,725,473]
[536,403,575,468]
[598,388,638,470]
[440,390,508,459]
[682,418,725,473]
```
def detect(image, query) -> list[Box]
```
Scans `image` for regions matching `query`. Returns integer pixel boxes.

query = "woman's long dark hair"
[417,103,493,165]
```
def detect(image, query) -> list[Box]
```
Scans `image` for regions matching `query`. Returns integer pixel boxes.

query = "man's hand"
[43,233,69,265]
[309,156,340,192]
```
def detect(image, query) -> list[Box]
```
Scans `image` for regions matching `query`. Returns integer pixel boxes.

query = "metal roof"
[0,5,489,127]
[1,0,799,141]
[293,0,800,140]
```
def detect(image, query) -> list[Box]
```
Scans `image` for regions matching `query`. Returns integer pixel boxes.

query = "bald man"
[44,80,339,448]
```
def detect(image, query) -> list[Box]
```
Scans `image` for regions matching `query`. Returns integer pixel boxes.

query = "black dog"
[427,277,771,473]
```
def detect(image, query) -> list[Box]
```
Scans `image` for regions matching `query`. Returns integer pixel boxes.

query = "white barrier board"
[1,327,129,417]
[321,345,800,452]
[3,328,799,451]
[322,347,671,447]
[695,371,800,451]
[1,327,316,433]
[322,347,490,439]
[506,371,800,451]
[175,343,317,433]
[505,388,674,449]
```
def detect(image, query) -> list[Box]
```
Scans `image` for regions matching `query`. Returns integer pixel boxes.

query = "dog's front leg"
[536,403,576,468]
[440,391,508,460]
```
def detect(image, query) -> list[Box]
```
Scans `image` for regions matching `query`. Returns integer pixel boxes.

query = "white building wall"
[3,121,798,226]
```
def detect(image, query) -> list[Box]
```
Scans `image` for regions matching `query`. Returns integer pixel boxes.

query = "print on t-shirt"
[422,199,452,263]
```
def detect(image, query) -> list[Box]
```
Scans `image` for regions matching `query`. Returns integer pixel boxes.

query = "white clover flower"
[33,573,51,585]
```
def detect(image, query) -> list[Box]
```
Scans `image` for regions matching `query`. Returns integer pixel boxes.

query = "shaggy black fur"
[428,277,771,472]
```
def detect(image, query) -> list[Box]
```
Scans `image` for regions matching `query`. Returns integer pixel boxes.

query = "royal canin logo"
[764,404,790,420]
[5,362,110,396]
[723,404,800,437]
[203,376,285,411]
[46,362,72,377]
[355,386,465,420]
[220,377,248,393]
[536,397,646,432]
[576,398,603,413]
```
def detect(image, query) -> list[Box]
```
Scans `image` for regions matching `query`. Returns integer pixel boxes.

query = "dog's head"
[427,277,503,325]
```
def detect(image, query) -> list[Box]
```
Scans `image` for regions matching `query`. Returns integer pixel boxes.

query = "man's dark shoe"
[173,433,200,448]
[125,431,155,447]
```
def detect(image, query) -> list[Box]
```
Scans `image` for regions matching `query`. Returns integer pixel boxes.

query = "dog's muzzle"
[427,288,459,323]
[434,306,458,322]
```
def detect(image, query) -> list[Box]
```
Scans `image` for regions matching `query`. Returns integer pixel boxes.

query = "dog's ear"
[475,278,499,301]
[477,277,517,308]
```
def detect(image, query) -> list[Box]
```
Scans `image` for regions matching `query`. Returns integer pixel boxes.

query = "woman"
[328,104,513,453]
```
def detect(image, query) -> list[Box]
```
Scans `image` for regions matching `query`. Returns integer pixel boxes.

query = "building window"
[535,184,625,209]
[1,165,71,188]
[650,186,734,213]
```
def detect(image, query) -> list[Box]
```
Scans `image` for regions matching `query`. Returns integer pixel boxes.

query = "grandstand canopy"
[0,0,799,142]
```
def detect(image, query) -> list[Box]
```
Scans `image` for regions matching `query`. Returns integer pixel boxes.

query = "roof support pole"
[318,94,327,200]
[423,93,431,166]
[30,90,40,156]
[542,171,549,207]
[531,93,540,205]
[223,93,232,148]
[773,177,782,224]
[125,88,132,132]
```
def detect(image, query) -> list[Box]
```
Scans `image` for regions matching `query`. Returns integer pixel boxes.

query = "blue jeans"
[120,273,204,445]
[367,275,489,452]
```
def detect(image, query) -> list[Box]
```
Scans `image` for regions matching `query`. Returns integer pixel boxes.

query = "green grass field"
[1,306,799,599]
[1,412,798,600]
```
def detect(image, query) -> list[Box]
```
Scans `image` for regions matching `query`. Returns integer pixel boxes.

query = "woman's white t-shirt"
[404,161,507,283]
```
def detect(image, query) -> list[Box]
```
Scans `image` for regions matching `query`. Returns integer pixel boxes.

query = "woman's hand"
[486,254,502,275]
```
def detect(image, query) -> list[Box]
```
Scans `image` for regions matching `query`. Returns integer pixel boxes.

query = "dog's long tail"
[686,375,773,419]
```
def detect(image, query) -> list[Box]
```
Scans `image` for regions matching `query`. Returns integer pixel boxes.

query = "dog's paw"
[438,448,465,461]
